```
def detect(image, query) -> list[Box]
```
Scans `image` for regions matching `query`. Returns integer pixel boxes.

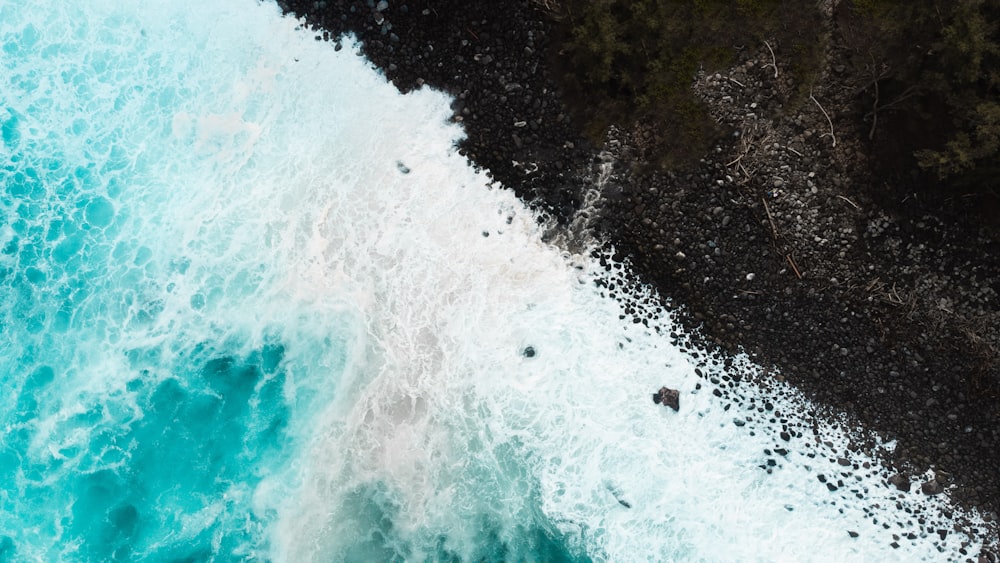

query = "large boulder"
[889,473,911,492]
[652,386,680,411]
[921,479,944,496]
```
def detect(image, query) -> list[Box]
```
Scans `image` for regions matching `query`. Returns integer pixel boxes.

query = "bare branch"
[528,0,562,18]
[864,85,920,120]
[810,89,837,148]
[763,41,778,79]
[726,119,772,184]
[869,69,879,140]
[868,53,881,140]
[786,254,802,279]
[761,197,779,239]
[837,195,860,209]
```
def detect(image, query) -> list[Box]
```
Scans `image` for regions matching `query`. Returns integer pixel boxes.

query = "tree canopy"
[553,0,1000,216]
[844,1,1000,190]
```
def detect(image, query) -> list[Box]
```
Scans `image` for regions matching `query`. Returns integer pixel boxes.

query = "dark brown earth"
[276,0,999,553]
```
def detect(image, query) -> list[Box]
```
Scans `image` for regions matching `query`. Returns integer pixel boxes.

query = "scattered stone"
[653,386,680,411]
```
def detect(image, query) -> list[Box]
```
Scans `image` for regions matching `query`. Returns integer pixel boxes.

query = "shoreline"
[278,0,999,552]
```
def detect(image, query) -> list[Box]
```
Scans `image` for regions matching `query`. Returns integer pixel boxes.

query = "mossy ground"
[548,0,1000,227]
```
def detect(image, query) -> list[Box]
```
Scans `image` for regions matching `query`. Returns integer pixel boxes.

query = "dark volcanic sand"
[277,0,999,551]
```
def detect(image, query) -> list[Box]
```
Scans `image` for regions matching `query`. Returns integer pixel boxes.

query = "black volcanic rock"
[653,386,680,412]
[922,479,944,496]
[889,473,911,493]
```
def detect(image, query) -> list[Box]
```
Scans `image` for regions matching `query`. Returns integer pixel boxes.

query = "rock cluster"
[596,42,1000,523]
[278,0,596,223]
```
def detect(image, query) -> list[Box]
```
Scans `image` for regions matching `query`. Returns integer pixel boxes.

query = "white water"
[0,0,992,561]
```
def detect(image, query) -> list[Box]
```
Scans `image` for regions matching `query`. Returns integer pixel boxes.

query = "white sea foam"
[0,0,993,561]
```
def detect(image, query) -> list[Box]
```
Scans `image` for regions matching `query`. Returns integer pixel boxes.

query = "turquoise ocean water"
[0,1,991,561]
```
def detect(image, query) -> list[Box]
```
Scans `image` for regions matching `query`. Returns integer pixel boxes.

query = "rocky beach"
[278,0,999,554]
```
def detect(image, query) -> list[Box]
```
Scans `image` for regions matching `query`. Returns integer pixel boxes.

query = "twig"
[883,286,906,306]
[529,0,562,16]
[727,120,770,182]
[761,197,779,239]
[786,254,802,279]
[869,53,880,140]
[810,89,837,148]
[785,146,803,157]
[865,277,882,292]
[727,129,752,168]
[836,195,860,209]
[890,282,903,305]
[764,41,778,79]
[728,77,746,88]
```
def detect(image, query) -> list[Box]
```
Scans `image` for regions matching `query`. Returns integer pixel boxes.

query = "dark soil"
[276,0,999,552]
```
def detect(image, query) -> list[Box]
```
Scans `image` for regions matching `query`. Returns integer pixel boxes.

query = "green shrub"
[842,0,1000,193]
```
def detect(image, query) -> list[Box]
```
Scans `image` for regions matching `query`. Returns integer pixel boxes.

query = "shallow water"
[0,1,990,561]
